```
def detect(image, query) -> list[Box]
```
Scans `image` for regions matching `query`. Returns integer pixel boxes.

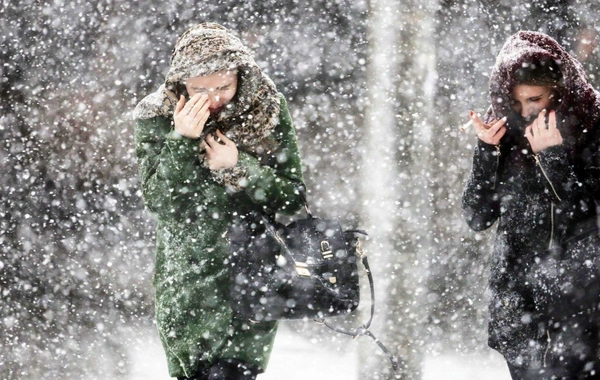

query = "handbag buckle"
[355,238,365,259]
[295,262,311,277]
[320,241,333,259]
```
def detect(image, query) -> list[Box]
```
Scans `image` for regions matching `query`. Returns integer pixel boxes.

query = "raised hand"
[173,93,211,139]
[202,130,239,170]
[525,109,563,153]
[471,111,507,146]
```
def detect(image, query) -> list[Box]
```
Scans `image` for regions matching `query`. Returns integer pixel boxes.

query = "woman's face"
[185,70,238,115]
[510,84,557,119]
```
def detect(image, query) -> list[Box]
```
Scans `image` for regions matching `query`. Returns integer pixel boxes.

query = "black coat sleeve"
[535,125,600,206]
[462,140,502,231]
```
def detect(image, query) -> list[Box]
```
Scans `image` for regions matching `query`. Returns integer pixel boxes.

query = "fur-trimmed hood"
[486,31,600,139]
[133,23,281,150]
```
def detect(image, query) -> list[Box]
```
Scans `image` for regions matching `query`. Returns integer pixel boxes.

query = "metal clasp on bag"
[295,262,311,277]
[320,240,333,259]
[355,238,365,260]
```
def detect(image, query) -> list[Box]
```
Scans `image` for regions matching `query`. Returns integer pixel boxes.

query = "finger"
[204,151,214,165]
[530,118,540,135]
[197,110,210,131]
[472,117,488,138]
[174,95,185,115]
[525,125,533,140]
[194,101,211,124]
[524,126,535,149]
[190,94,209,117]
[205,133,217,148]
[460,111,475,131]
[471,112,487,131]
[182,93,202,114]
[490,116,507,136]
[548,110,557,130]
[215,130,231,145]
[494,125,507,141]
[473,124,485,138]
[537,109,547,131]
[531,118,540,134]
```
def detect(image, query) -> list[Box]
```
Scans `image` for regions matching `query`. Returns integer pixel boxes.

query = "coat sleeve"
[231,96,305,215]
[535,125,600,203]
[462,140,501,231]
[134,115,205,219]
[590,136,600,200]
[533,145,578,203]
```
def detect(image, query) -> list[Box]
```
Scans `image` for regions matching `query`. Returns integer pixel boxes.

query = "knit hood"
[133,23,281,150]
[486,31,600,141]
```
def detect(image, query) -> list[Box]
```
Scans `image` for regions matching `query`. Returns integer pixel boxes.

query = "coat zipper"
[543,330,551,367]
[533,154,562,202]
[549,202,555,250]
[492,145,501,189]
[533,154,561,249]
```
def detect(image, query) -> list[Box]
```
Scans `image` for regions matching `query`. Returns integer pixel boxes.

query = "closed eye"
[191,85,231,92]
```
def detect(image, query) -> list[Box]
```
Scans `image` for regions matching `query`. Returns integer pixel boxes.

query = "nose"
[521,105,535,119]
[208,92,221,106]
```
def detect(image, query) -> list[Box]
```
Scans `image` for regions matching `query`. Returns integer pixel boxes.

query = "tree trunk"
[359,0,436,378]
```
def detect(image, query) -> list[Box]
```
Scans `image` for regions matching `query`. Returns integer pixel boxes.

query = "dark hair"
[514,58,563,87]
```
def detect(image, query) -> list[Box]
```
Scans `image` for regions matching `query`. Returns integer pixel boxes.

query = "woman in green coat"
[133,23,305,380]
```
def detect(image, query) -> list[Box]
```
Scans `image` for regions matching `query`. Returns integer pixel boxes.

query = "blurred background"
[2,0,600,379]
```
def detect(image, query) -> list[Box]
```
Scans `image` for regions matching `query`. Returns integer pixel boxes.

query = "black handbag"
[227,190,400,372]
[228,212,361,321]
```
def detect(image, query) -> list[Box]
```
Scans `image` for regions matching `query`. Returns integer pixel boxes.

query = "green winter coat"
[135,95,304,378]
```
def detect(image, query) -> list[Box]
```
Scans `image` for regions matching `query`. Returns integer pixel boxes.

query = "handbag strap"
[295,183,314,219]
[288,185,400,371]
[314,240,401,373]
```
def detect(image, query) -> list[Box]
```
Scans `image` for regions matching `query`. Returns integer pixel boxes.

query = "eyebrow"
[512,93,544,100]
[191,82,234,91]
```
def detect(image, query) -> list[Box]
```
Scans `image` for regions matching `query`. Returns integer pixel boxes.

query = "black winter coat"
[463,127,600,361]
[462,31,600,363]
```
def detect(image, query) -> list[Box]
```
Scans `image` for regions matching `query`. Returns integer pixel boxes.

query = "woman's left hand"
[202,130,239,170]
[525,109,563,154]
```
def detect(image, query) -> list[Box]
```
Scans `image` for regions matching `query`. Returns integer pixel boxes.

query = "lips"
[210,106,223,115]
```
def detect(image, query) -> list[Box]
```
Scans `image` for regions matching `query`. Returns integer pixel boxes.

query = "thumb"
[174,95,185,115]
[524,125,533,140]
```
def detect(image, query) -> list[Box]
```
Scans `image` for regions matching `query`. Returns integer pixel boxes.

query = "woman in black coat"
[462,31,600,379]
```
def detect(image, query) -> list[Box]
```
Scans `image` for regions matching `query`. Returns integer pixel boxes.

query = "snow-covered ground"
[126,323,510,380]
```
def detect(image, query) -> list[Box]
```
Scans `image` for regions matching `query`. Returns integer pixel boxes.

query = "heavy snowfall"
[2,1,600,379]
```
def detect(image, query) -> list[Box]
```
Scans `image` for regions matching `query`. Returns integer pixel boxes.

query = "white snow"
[125,323,511,380]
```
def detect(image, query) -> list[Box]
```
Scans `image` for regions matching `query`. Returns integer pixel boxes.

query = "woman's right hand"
[471,111,507,146]
[173,93,211,139]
